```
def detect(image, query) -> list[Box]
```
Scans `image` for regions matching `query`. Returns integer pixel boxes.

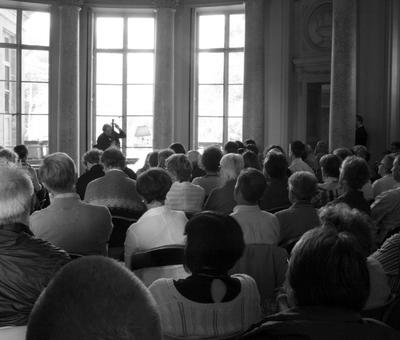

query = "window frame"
[192,5,245,149]
[91,10,156,156]
[0,6,50,155]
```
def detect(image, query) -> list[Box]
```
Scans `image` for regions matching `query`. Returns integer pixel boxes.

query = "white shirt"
[124,205,187,267]
[230,205,280,245]
[289,158,315,174]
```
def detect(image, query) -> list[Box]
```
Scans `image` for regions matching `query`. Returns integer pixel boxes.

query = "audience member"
[333,147,353,163]
[26,256,162,340]
[149,212,261,339]
[371,154,400,244]
[0,167,69,327]
[332,156,371,215]
[372,154,399,198]
[263,145,285,160]
[241,227,399,340]
[204,153,244,213]
[192,145,224,196]
[0,148,17,165]
[169,142,186,154]
[313,140,329,182]
[14,144,42,193]
[85,147,146,218]
[244,139,256,146]
[352,145,374,200]
[157,148,175,168]
[319,204,390,309]
[224,141,239,154]
[243,150,261,170]
[137,151,159,176]
[288,140,314,174]
[76,148,105,199]
[318,153,342,206]
[165,154,205,213]
[231,168,279,244]
[275,171,320,249]
[259,152,291,212]
[304,143,316,170]
[187,149,206,179]
[31,153,113,256]
[124,168,187,268]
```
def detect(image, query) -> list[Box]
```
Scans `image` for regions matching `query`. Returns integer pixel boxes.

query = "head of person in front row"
[286,227,369,312]
[26,256,162,340]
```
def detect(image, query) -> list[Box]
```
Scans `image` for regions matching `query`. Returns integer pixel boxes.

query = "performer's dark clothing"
[355,126,368,146]
[96,130,126,151]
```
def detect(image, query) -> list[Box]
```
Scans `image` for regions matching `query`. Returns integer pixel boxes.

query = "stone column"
[51,0,80,165]
[243,0,265,148]
[154,4,175,149]
[329,0,357,150]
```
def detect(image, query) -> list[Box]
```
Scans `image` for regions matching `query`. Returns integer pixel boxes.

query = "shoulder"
[149,278,174,297]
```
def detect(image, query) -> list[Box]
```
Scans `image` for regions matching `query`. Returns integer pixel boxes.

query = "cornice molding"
[56,0,83,6]
[152,0,180,8]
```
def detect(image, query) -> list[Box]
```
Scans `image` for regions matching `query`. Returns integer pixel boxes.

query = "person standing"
[96,122,126,151]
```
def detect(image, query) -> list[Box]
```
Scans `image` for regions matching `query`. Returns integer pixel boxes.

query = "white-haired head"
[0,166,33,225]
[220,153,244,182]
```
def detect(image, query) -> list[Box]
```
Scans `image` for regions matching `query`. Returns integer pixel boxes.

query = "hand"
[114,123,120,130]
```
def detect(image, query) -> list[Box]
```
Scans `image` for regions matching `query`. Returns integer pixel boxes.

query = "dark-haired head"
[158,149,175,169]
[244,139,256,146]
[83,148,103,167]
[243,150,261,170]
[333,148,353,163]
[101,147,125,170]
[263,152,288,180]
[201,146,223,173]
[169,143,186,155]
[137,168,172,204]
[26,256,162,340]
[235,168,266,204]
[166,154,192,182]
[224,141,239,154]
[290,141,306,159]
[148,151,159,167]
[339,156,370,190]
[14,144,28,161]
[319,154,341,179]
[184,212,245,275]
[287,227,369,311]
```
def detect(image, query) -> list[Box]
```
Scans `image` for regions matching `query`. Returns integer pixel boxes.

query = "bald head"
[27,256,162,340]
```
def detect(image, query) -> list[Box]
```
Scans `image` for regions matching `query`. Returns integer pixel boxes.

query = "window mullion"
[223,13,229,144]
[122,16,128,154]
[16,8,22,144]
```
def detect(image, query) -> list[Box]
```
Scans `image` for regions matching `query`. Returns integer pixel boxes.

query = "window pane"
[198,117,223,145]
[22,11,50,46]
[22,50,48,82]
[198,85,223,116]
[0,48,16,81]
[128,53,154,84]
[0,9,17,44]
[199,15,225,49]
[22,83,48,114]
[96,17,123,49]
[96,53,122,84]
[127,85,153,115]
[96,116,122,140]
[229,14,245,48]
[22,114,48,142]
[128,17,154,49]
[198,52,223,84]
[228,85,243,117]
[127,116,153,148]
[126,147,152,171]
[0,81,16,113]
[228,117,242,141]
[96,85,122,115]
[229,52,244,84]
[0,114,16,147]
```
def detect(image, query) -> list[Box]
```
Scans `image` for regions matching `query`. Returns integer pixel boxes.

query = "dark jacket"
[0,223,69,327]
[333,190,371,216]
[203,179,236,214]
[96,130,126,151]
[240,306,400,340]
[76,164,105,199]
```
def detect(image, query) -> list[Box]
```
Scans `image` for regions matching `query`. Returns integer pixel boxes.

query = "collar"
[142,205,167,217]
[53,193,79,199]
[233,205,261,213]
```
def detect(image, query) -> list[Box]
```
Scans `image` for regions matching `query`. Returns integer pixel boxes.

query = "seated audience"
[0,148,17,166]
[204,153,244,213]
[26,257,162,340]
[263,145,286,160]
[187,149,206,179]
[288,140,314,174]
[275,171,320,249]
[224,140,239,154]
[137,150,159,176]
[352,145,374,201]
[149,212,261,339]
[14,144,42,193]
[371,232,400,295]
[157,148,175,169]
[76,148,105,199]
[313,140,329,181]
[243,150,261,170]
[84,147,146,218]
[31,153,113,256]
[318,153,342,206]
[372,154,399,198]
[192,145,224,196]
[333,147,353,162]
[332,156,371,215]
[169,142,186,154]
[231,168,280,245]
[319,204,390,309]
[371,154,400,244]
[165,154,205,213]
[124,168,187,268]
[241,227,400,340]
[259,152,291,212]
[0,167,69,327]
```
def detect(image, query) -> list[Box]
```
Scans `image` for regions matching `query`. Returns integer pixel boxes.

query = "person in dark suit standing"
[96,122,126,151]
[355,114,368,146]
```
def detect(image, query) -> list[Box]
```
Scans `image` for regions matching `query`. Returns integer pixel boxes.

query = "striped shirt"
[165,181,205,213]
[149,274,261,339]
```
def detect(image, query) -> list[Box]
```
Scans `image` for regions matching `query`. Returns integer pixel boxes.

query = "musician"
[96,122,126,151]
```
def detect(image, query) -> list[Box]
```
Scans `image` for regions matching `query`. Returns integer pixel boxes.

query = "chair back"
[131,245,188,286]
